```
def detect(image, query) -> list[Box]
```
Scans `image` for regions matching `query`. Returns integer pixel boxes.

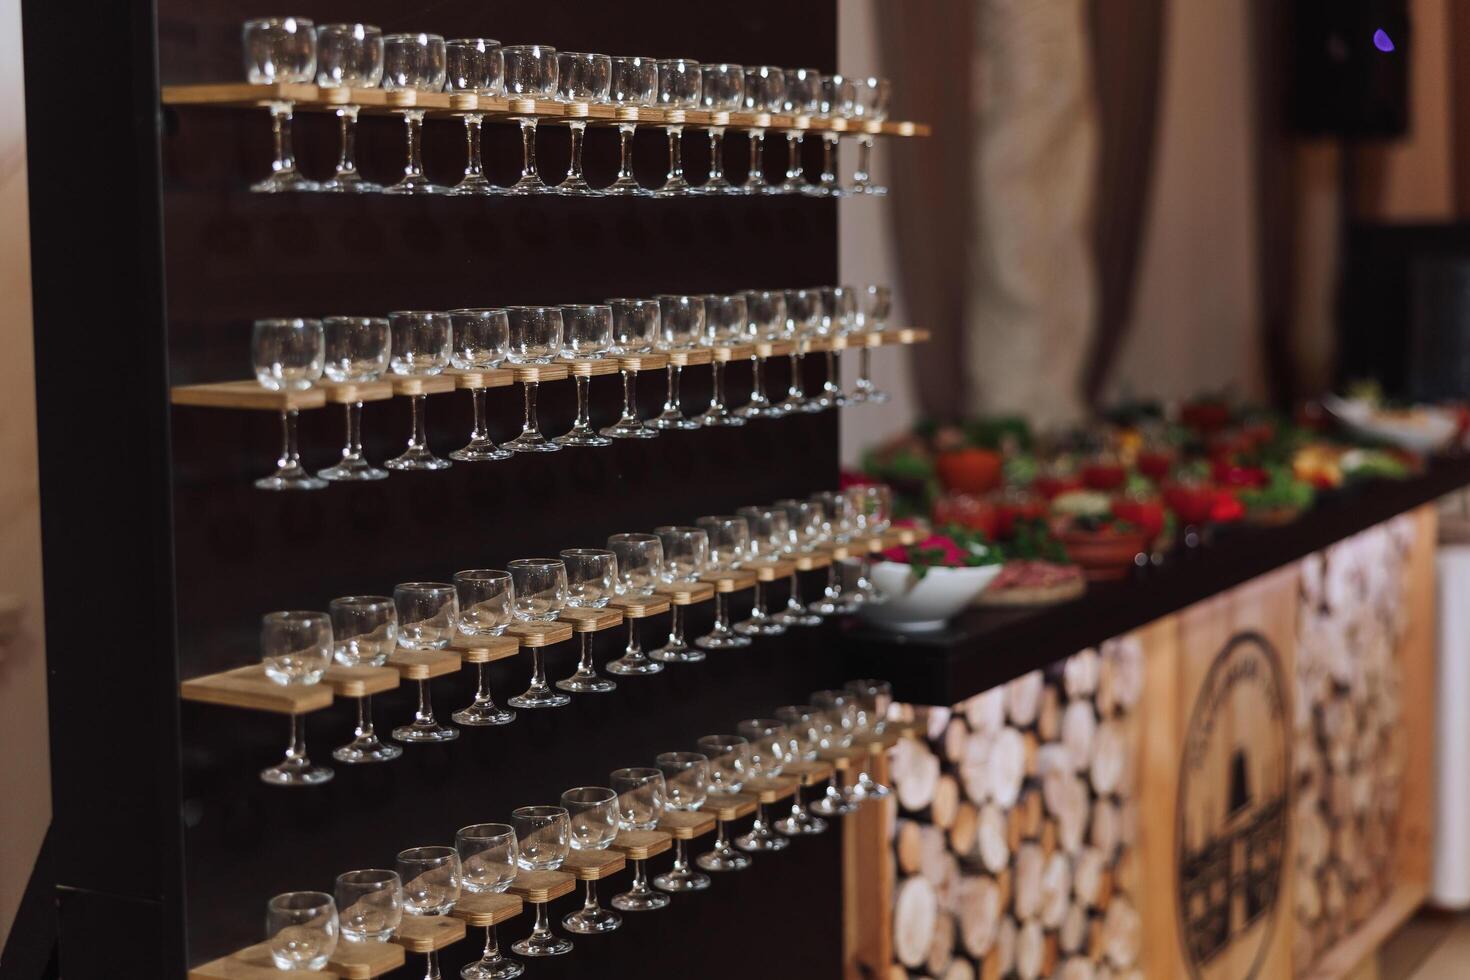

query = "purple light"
[1373,28,1395,53]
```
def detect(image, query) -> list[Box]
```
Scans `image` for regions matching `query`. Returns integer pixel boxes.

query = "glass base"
[734,402,788,420]
[809,790,859,817]
[382,174,442,194]
[507,688,571,709]
[384,446,452,471]
[605,656,663,676]
[648,412,699,431]
[855,779,892,800]
[461,956,523,980]
[650,642,705,663]
[697,407,747,427]
[556,175,603,196]
[864,184,889,196]
[251,170,318,193]
[610,887,670,911]
[694,630,751,651]
[734,827,790,853]
[504,431,561,453]
[332,734,402,764]
[260,758,334,786]
[690,176,736,195]
[561,907,621,934]
[779,179,807,194]
[510,933,572,957]
[504,174,554,195]
[448,174,502,196]
[256,463,328,491]
[449,440,513,462]
[319,455,389,482]
[600,421,659,439]
[652,867,710,892]
[695,846,751,872]
[555,673,616,693]
[603,176,653,197]
[452,702,517,726]
[733,618,787,637]
[319,172,380,193]
[774,808,829,836]
[392,721,459,743]
[773,605,824,628]
[653,176,691,197]
[553,429,613,448]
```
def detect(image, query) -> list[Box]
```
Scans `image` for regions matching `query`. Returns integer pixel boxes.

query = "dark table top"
[840,453,1470,706]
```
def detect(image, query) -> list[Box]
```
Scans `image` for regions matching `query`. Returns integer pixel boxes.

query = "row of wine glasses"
[262,678,893,977]
[246,284,894,490]
[252,482,894,786]
[243,19,892,197]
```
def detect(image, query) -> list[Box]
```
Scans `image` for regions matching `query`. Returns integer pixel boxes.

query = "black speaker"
[1291,0,1409,138]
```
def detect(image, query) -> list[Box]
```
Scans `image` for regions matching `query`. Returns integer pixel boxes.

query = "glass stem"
[408,394,427,450]
[668,605,685,646]
[423,949,440,980]
[583,880,600,912]
[414,680,435,727]
[573,376,591,430]
[625,619,642,658]
[402,109,426,178]
[663,365,680,413]
[528,649,548,693]
[825,563,841,600]
[855,136,872,183]
[519,118,539,179]
[786,133,801,180]
[708,128,727,181]
[672,839,690,872]
[278,408,302,470]
[335,105,359,177]
[826,350,839,393]
[469,388,488,441]
[791,785,806,817]
[531,901,552,939]
[789,352,804,398]
[355,697,375,740]
[788,570,802,609]
[753,582,766,617]
[710,361,726,410]
[576,631,594,675]
[666,125,683,181]
[630,859,649,891]
[714,818,730,850]
[474,662,493,704]
[482,924,500,961]
[822,133,838,184]
[344,402,364,459]
[751,356,766,403]
[617,123,636,179]
[462,114,484,178]
[859,347,873,387]
[714,593,730,632]
[620,370,638,422]
[748,130,765,183]
[269,101,296,175]
[285,713,305,765]
[567,120,587,179]
[522,382,540,436]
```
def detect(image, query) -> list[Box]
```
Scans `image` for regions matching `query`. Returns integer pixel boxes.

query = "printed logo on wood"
[1176,632,1289,980]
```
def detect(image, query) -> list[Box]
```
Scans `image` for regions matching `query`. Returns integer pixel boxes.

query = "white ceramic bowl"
[858,561,1003,632]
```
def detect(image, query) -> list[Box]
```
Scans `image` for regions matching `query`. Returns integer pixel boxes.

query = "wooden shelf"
[507,621,573,647]
[389,375,456,398]
[753,340,794,359]
[180,665,333,715]
[317,379,395,404]
[665,348,714,368]
[172,381,325,412]
[561,357,621,378]
[610,829,672,861]
[655,581,716,605]
[703,791,759,822]
[322,664,400,698]
[750,558,795,582]
[816,745,864,770]
[393,914,465,954]
[744,774,801,804]
[657,809,718,840]
[608,594,671,618]
[793,550,833,572]
[387,648,461,680]
[451,892,523,929]
[447,633,521,664]
[711,343,755,363]
[507,869,576,904]
[162,83,933,137]
[557,607,624,632]
[189,939,405,979]
[561,848,626,881]
[329,940,408,979]
[615,352,668,373]
[784,759,836,787]
[446,367,514,390]
[699,570,758,593]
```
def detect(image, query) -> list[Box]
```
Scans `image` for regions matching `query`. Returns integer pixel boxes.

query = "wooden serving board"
[180,665,332,715]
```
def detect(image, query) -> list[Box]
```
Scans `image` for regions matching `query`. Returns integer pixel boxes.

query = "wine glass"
[810,490,860,615]
[385,311,453,471]
[556,52,612,196]
[446,39,504,195]
[318,315,391,481]
[449,308,513,462]
[510,806,573,957]
[601,298,661,440]
[315,23,383,193]
[816,285,859,409]
[696,293,748,427]
[259,611,334,786]
[771,498,826,627]
[778,288,820,414]
[335,869,403,943]
[381,33,447,195]
[851,285,892,403]
[739,66,785,194]
[652,752,710,893]
[650,295,703,430]
[266,892,338,970]
[606,533,664,676]
[390,582,459,744]
[556,549,618,694]
[397,846,461,980]
[329,596,402,764]
[502,44,559,194]
[733,506,790,637]
[555,304,614,447]
[243,17,317,192]
[810,689,860,815]
[455,824,521,980]
[252,317,326,491]
[650,525,709,663]
[451,569,516,727]
[604,56,658,196]
[772,704,828,835]
[609,768,670,911]
[845,678,894,799]
[653,58,701,196]
[809,74,855,197]
[694,515,752,650]
[779,68,821,194]
[691,63,744,195]
[694,734,751,871]
[846,483,891,604]
[734,719,792,852]
[851,76,891,195]
[504,307,564,453]
[507,559,571,708]
[560,787,622,934]
[735,289,787,419]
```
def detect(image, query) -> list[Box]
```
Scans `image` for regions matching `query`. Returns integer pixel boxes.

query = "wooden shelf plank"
[451,892,523,929]
[794,550,833,572]
[816,746,863,770]
[506,869,576,904]
[699,570,758,593]
[743,775,801,804]
[172,381,326,412]
[657,809,717,840]
[610,829,672,861]
[557,607,624,632]
[322,664,401,699]
[608,594,671,618]
[559,357,621,378]
[316,379,395,404]
[507,621,573,648]
[753,340,794,359]
[330,939,406,979]
[703,791,759,822]
[655,581,716,605]
[561,848,626,881]
[711,343,755,363]
[180,665,333,715]
[665,348,713,367]
[784,759,836,787]
[508,363,569,384]
[392,914,465,954]
[614,352,669,372]
[389,375,456,397]
[446,367,514,390]
[750,558,796,582]
[387,648,461,681]
[447,634,521,664]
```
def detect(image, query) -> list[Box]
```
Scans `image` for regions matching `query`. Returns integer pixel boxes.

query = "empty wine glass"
[694,515,752,650]
[556,52,612,196]
[772,498,825,627]
[555,305,614,447]
[601,298,661,439]
[455,825,520,980]
[810,689,861,815]
[735,290,788,419]
[739,66,785,194]
[502,306,564,453]
[810,74,855,197]
[696,293,747,427]
[650,295,703,430]
[652,752,710,893]
[605,533,664,676]
[335,869,403,944]
[810,490,860,615]
[502,44,559,194]
[734,719,792,852]
[243,17,317,192]
[260,611,334,786]
[381,33,447,194]
[266,891,338,970]
[397,846,461,980]
[448,308,512,462]
[329,596,402,764]
[318,315,391,481]
[390,582,459,744]
[507,559,570,708]
[605,56,658,196]
[695,734,751,871]
[650,525,709,663]
[560,787,622,934]
[446,39,504,195]
[845,678,894,800]
[773,705,828,835]
[556,549,618,694]
[778,288,821,414]
[691,63,744,195]
[654,58,701,196]
[851,76,892,195]
[851,285,893,403]
[383,311,452,471]
[511,806,573,956]
[252,317,326,490]
[846,483,891,604]
[451,570,516,727]
[609,768,670,911]
[733,506,790,637]
[316,23,383,193]
[816,285,859,409]
[779,68,821,194]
